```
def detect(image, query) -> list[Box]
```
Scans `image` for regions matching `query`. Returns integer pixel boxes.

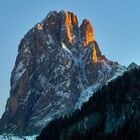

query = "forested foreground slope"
[37,68,140,140]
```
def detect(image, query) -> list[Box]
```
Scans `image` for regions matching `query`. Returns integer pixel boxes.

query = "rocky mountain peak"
[35,10,79,46]
[62,10,78,26]
[127,62,139,71]
[80,19,94,46]
[60,11,78,45]
[0,10,126,135]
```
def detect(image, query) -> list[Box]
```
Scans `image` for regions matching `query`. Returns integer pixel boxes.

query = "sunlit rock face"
[0,10,126,135]
[80,19,94,46]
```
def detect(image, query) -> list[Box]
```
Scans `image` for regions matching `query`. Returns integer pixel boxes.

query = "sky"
[0,0,140,117]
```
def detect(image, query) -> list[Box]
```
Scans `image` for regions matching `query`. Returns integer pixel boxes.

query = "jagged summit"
[35,10,94,46]
[0,10,126,135]
[80,19,94,46]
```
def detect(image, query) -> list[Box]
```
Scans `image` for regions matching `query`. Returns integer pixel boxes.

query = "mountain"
[127,62,139,71]
[0,10,125,135]
[37,67,140,140]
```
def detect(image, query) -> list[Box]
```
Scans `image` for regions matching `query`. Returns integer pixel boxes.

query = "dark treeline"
[37,68,140,140]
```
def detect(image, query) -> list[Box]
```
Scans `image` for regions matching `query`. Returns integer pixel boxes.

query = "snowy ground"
[0,135,37,140]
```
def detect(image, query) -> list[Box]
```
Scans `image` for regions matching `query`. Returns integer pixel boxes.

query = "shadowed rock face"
[0,10,125,135]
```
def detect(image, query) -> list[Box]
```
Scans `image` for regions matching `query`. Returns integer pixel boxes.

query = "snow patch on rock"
[14,61,26,81]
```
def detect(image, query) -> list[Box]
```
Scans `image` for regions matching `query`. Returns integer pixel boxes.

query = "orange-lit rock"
[62,11,78,44]
[37,23,43,30]
[65,11,73,44]
[93,46,98,63]
[80,19,94,46]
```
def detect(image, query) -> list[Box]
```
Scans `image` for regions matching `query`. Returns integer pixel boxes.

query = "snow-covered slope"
[0,10,126,135]
[76,61,126,109]
[0,135,36,140]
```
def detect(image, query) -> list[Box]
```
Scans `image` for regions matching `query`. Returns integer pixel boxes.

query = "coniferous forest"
[37,68,140,140]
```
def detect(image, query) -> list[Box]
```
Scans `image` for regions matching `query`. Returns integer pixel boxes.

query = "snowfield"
[0,135,37,140]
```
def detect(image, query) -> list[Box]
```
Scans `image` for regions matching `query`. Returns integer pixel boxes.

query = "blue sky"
[0,0,140,117]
